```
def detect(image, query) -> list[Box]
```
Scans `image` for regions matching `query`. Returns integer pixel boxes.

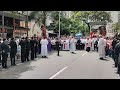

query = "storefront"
[14,29,28,38]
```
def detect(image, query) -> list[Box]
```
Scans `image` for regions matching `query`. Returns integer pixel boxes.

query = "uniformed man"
[112,37,118,65]
[114,39,120,74]
[25,37,30,61]
[9,38,17,66]
[34,37,38,58]
[55,37,61,56]
[19,37,26,63]
[30,37,35,60]
[1,38,9,69]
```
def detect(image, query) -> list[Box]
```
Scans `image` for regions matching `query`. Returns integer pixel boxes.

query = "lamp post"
[58,11,61,38]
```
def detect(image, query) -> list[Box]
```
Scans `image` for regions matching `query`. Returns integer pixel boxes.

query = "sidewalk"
[0,50,56,70]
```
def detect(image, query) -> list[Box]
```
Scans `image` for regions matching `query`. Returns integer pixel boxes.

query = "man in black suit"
[9,37,17,66]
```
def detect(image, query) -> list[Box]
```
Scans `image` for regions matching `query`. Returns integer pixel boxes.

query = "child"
[16,44,21,60]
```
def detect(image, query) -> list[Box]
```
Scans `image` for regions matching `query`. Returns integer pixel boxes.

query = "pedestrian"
[0,39,2,64]
[112,37,118,65]
[40,36,48,58]
[98,35,106,60]
[19,37,26,63]
[9,37,17,66]
[114,39,120,74]
[76,38,81,50]
[34,37,38,58]
[1,38,9,69]
[38,38,41,54]
[47,37,52,52]
[30,37,35,60]
[16,43,21,60]
[86,37,91,52]
[94,38,99,52]
[70,37,76,54]
[25,37,30,61]
[55,37,61,56]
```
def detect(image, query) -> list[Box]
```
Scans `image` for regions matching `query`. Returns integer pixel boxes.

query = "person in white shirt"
[98,35,106,60]
[70,37,76,54]
[66,37,70,51]
[40,36,48,58]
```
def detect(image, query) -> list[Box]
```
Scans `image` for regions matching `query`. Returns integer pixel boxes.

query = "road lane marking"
[49,66,68,79]
[82,52,88,56]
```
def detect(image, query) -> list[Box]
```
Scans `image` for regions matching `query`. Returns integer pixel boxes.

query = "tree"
[47,11,72,35]
[29,11,52,33]
[71,11,112,33]
[72,11,112,22]
[112,22,120,33]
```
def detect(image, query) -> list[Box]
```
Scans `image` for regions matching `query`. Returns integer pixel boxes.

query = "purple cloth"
[47,39,52,52]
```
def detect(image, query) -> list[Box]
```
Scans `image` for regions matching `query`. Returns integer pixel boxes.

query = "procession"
[0,25,119,73]
[0,11,120,79]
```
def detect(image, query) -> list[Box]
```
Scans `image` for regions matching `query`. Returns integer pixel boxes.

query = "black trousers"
[2,53,8,68]
[0,53,1,63]
[35,47,37,58]
[118,62,120,73]
[25,50,29,61]
[31,48,35,60]
[57,49,60,56]
[86,47,90,52]
[39,45,41,54]
[10,52,16,65]
[21,51,25,62]
[115,55,119,67]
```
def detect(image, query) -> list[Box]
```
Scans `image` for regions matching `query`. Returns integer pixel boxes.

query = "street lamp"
[58,11,61,38]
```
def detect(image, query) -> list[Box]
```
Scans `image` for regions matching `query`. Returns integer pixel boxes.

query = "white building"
[106,11,120,36]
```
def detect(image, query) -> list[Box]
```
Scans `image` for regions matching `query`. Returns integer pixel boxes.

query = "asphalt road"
[0,50,119,79]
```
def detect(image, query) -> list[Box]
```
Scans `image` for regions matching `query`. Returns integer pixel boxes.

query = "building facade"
[0,11,29,38]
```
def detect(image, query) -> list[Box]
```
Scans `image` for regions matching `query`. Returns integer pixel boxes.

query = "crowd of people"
[0,35,78,69]
[0,33,120,76]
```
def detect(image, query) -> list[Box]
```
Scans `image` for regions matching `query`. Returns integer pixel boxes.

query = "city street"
[0,50,119,79]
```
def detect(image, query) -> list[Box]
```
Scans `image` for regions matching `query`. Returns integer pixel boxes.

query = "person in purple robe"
[47,38,52,52]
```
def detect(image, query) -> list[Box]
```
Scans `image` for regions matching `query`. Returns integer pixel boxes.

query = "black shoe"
[100,57,104,60]
[4,66,7,69]
[13,64,16,66]
[42,56,44,58]
[117,71,120,74]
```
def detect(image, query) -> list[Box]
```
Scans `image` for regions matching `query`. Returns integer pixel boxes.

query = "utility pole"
[2,11,4,38]
[59,11,61,38]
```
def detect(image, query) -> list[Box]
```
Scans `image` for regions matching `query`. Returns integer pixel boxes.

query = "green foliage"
[112,22,120,32]
[72,11,112,22]
[47,11,72,35]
